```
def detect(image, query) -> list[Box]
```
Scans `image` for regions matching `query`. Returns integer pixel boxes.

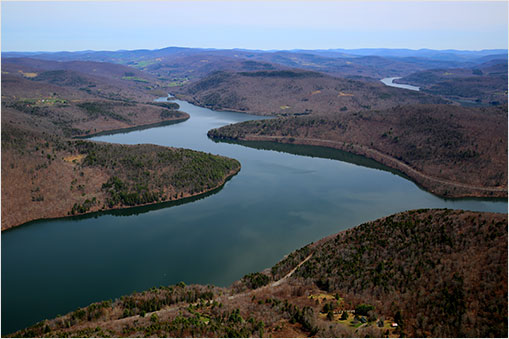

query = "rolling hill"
[208,104,508,198]
[1,58,241,229]
[173,69,448,116]
[394,59,508,106]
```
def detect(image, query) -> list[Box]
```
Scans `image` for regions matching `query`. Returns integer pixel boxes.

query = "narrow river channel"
[2,98,506,334]
[380,77,420,91]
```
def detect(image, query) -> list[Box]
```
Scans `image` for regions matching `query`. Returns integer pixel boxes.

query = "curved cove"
[2,98,506,335]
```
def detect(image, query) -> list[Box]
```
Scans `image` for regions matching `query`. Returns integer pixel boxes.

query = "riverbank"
[170,69,446,117]
[3,166,240,232]
[9,209,507,338]
[73,113,190,139]
[212,134,505,198]
[208,104,507,199]
[3,98,506,336]
[172,93,268,115]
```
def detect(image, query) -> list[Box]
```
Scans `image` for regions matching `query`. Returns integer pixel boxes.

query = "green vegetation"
[12,284,274,338]
[120,285,215,317]
[33,70,88,87]
[166,78,190,87]
[75,141,240,209]
[102,176,160,207]
[70,197,97,215]
[241,272,270,289]
[271,245,311,280]
[146,102,183,120]
[355,304,374,316]
[0,119,238,228]
[130,60,158,69]
[77,102,131,123]
[122,76,149,83]
[149,102,180,110]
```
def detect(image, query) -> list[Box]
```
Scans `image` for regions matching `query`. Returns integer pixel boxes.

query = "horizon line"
[3,46,508,54]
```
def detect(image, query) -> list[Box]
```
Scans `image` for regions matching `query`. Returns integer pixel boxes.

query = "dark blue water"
[2,99,506,334]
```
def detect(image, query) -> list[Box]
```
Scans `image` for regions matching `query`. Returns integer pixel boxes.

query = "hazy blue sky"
[2,1,508,52]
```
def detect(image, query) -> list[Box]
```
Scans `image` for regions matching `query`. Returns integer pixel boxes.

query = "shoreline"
[2,166,240,232]
[73,114,190,139]
[172,93,273,116]
[211,134,507,199]
[7,208,507,337]
[2,112,198,231]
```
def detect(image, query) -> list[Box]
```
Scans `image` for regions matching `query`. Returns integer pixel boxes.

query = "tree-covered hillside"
[10,209,507,338]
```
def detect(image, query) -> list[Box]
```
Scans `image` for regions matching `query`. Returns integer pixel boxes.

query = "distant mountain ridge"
[298,48,507,59]
[4,46,506,61]
[3,47,506,81]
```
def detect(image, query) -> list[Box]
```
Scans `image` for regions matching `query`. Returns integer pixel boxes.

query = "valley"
[1,46,507,338]
[1,58,246,229]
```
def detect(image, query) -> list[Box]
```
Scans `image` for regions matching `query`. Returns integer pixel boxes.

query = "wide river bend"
[2,98,506,334]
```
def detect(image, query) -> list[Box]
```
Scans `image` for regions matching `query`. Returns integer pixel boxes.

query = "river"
[1,98,506,334]
[380,77,420,91]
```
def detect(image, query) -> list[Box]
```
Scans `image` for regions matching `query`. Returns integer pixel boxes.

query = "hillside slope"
[1,126,240,229]
[2,59,189,138]
[173,70,448,116]
[1,59,241,229]
[9,209,507,338]
[272,209,508,337]
[395,59,508,106]
[2,57,168,101]
[208,104,507,198]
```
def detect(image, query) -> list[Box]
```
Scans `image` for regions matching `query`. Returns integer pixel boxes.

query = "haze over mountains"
[4,47,507,79]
